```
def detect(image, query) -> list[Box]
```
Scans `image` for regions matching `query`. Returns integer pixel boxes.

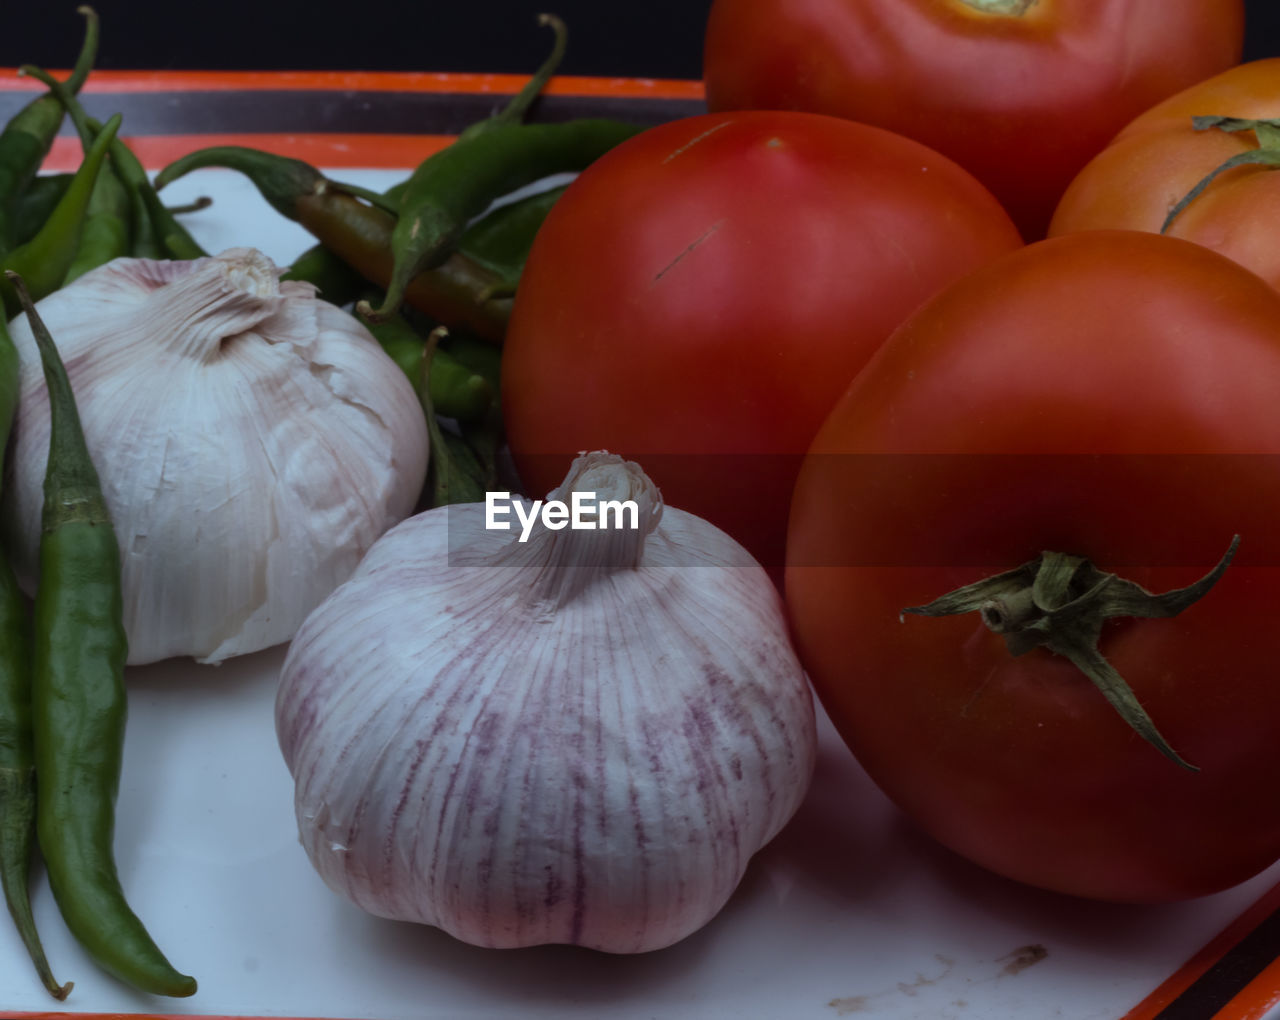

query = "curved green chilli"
[456,183,566,286]
[80,116,208,261]
[19,65,131,282]
[365,119,639,320]
[0,6,98,254]
[291,183,564,327]
[1,113,121,319]
[153,147,513,340]
[355,299,494,422]
[412,325,505,509]
[82,117,160,259]
[0,562,68,1000]
[0,313,70,999]
[362,14,640,321]
[277,182,415,302]
[12,173,73,248]
[0,290,15,444]
[6,272,197,997]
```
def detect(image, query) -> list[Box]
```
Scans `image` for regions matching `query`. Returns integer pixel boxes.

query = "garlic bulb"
[1,248,428,665]
[275,452,816,953]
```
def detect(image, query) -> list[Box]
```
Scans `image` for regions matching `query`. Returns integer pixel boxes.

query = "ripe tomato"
[1051,59,1280,291]
[786,231,1280,902]
[702,0,1244,241]
[502,111,1020,571]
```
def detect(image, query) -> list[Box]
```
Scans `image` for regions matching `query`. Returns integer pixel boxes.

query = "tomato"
[502,111,1021,571]
[1051,59,1280,291]
[785,230,1280,902]
[702,0,1244,241]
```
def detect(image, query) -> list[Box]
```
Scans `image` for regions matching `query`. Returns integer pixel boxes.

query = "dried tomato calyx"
[903,535,1241,772]
[956,0,1039,16]
[1162,117,1280,234]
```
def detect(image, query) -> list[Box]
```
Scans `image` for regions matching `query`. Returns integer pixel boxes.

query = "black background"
[0,0,1277,79]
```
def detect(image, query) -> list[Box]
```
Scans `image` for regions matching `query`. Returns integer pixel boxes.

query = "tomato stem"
[956,0,1038,16]
[1162,117,1280,234]
[903,536,1241,772]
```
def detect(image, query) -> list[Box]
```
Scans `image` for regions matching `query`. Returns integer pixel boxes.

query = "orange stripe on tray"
[1211,956,1280,1020]
[0,68,706,101]
[1122,878,1280,1020]
[40,132,459,172]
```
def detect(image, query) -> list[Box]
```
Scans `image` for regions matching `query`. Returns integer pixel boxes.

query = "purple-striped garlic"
[1,248,428,665]
[274,451,817,953]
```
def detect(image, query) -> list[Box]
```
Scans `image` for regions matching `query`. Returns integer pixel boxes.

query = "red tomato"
[786,231,1280,902]
[703,0,1244,241]
[502,111,1020,571]
[1051,59,1280,291]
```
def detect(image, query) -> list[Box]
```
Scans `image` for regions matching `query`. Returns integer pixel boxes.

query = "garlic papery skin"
[275,452,817,953]
[2,248,429,665]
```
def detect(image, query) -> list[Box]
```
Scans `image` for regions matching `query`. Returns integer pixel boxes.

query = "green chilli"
[360,16,641,320]
[0,304,71,1000]
[0,6,98,254]
[355,299,495,422]
[19,64,131,282]
[1,113,121,318]
[7,271,197,997]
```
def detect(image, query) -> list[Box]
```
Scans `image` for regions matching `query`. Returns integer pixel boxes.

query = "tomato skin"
[702,0,1243,241]
[1051,59,1280,291]
[785,231,1280,902]
[501,111,1020,571]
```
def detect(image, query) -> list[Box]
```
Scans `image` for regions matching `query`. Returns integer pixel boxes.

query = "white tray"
[2,166,1278,1020]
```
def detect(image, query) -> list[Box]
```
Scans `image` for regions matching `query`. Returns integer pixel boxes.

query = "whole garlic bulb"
[1,248,428,665]
[275,452,816,953]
